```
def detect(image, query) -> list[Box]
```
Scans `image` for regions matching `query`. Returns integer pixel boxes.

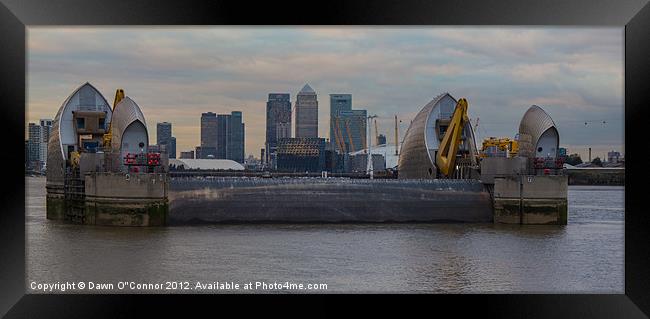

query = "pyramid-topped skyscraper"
[294,84,318,138]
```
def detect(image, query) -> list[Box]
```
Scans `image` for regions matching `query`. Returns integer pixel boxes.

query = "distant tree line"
[565,153,583,166]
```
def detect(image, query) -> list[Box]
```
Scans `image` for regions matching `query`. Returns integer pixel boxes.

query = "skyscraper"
[265,93,291,167]
[156,122,175,158]
[216,111,245,163]
[329,94,366,153]
[229,111,245,164]
[294,84,318,138]
[216,114,230,159]
[338,109,367,153]
[200,112,217,158]
[39,119,52,167]
[28,119,52,171]
[157,122,172,146]
[168,136,176,159]
[28,123,43,168]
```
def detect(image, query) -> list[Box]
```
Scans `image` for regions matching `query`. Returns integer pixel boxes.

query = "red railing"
[124,153,161,166]
[533,157,564,169]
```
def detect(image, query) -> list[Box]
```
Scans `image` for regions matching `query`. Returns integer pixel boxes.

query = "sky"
[27,27,624,161]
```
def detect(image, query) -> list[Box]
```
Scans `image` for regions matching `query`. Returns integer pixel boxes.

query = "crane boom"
[102,89,125,149]
[436,98,469,177]
[344,119,355,152]
[333,117,346,153]
[395,115,399,156]
[374,119,379,146]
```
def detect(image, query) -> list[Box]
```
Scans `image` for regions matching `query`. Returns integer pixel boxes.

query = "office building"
[336,109,367,153]
[229,111,245,164]
[157,122,172,145]
[265,93,291,167]
[28,119,53,171]
[295,84,318,138]
[156,122,176,158]
[168,136,176,159]
[200,112,217,158]
[216,114,229,159]
[276,137,326,172]
[329,94,352,147]
[216,111,245,163]
[329,94,367,153]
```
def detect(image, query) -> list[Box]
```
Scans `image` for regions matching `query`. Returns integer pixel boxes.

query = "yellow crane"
[333,117,347,153]
[374,119,379,146]
[480,137,519,158]
[394,115,399,156]
[102,89,125,150]
[360,121,367,151]
[436,98,470,177]
[344,119,356,152]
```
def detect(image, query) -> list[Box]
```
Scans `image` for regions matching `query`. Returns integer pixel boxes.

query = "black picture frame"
[1,0,648,317]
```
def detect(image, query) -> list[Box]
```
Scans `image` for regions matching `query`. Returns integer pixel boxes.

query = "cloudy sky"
[27,27,624,160]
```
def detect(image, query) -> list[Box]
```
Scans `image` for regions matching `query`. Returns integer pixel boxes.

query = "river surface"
[26,176,624,293]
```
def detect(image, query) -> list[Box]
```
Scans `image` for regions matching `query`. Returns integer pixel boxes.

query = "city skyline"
[27,27,624,160]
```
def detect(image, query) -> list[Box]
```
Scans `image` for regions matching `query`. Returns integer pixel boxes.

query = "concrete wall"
[82,172,169,226]
[85,172,167,199]
[480,157,528,184]
[47,172,169,226]
[493,175,567,225]
[79,152,105,175]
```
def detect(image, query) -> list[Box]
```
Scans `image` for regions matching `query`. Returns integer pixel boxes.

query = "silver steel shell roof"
[46,82,112,187]
[110,96,148,151]
[517,105,559,157]
[398,93,477,179]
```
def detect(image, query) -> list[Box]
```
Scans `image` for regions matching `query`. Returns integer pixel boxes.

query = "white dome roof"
[169,159,245,170]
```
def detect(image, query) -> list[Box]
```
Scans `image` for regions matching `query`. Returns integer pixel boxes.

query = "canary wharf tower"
[294,84,318,138]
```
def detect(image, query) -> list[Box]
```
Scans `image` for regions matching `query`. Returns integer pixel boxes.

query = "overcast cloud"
[27,27,624,160]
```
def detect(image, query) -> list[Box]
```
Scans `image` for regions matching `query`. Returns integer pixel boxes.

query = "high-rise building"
[156,122,175,158]
[157,122,172,146]
[329,94,366,153]
[39,119,53,168]
[216,111,245,163]
[168,136,176,159]
[28,123,43,169]
[295,84,318,138]
[265,93,291,167]
[28,119,53,171]
[329,94,352,146]
[216,114,230,159]
[330,94,352,152]
[229,111,244,164]
[200,112,217,158]
[338,109,367,153]
[276,137,326,172]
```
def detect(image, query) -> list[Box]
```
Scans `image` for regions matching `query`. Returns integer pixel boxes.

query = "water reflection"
[26,177,623,293]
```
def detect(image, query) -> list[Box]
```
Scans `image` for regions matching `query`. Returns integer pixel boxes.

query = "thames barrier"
[45,83,567,226]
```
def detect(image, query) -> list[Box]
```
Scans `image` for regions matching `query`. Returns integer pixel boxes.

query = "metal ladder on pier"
[64,168,86,223]
[484,183,495,202]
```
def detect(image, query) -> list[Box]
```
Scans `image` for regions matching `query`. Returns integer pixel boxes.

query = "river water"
[26,177,624,293]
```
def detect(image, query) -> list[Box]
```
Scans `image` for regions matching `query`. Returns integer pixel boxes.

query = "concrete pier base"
[493,175,568,225]
[45,172,169,226]
[83,199,168,226]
